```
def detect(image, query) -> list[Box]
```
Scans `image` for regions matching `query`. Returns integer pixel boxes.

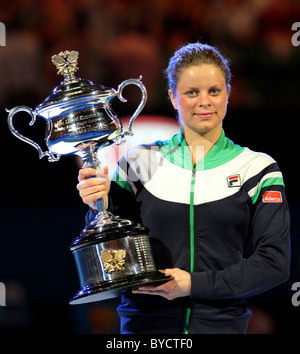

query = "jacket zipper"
[184,167,196,334]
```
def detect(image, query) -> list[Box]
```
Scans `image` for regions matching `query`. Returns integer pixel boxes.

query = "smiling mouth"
[194,112,215,119]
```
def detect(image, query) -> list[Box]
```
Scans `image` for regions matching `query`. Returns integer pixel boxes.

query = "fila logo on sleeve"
[263,191,282,203]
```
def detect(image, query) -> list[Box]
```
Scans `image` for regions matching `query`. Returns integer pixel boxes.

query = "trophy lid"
[36,50,116,114]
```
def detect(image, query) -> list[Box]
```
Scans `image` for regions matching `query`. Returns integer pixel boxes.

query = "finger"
[79,185,108,204]
[78,168,97,181]
[81,191,106,206]
[132,287,166,294]
[101,165,109,176]
[146,281,174,292]
[94,166,109,179]
[135,280,175,292]
[77,176,107,190]
[159,268,177,276]
[78,183,107,197]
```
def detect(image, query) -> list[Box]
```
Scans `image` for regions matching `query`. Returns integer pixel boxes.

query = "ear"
[168,89,178,110]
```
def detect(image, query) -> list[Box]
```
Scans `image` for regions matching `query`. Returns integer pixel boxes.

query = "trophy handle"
[116,76,147,136]
[6,106,60,162]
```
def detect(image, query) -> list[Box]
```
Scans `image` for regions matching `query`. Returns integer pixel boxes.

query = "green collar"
[157,129,245,171]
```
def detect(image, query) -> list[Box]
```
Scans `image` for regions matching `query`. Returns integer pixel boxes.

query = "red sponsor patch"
[262,191,282,203]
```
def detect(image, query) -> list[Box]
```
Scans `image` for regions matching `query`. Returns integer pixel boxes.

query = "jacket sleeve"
[190,183,291,300]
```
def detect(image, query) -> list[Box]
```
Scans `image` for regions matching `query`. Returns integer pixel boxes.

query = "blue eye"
[186,90,197,96]
[209,88,221,95]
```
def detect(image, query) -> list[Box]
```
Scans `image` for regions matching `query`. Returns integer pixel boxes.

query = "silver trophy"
[6,50,171,304]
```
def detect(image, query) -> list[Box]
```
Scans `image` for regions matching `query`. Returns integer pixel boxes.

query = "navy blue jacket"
[86,129,290,333]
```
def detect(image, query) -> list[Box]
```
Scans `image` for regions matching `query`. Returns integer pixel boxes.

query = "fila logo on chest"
[227,174,241,187]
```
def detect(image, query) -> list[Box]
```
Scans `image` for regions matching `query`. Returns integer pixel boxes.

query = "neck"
[181,125,222,166]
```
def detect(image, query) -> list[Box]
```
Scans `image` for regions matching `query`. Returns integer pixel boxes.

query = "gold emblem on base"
[100,249,126,273]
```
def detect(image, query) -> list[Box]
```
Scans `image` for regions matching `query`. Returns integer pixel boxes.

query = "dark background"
[0,0,299,334]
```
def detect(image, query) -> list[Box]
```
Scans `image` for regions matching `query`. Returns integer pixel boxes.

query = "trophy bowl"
[6,50,172,305]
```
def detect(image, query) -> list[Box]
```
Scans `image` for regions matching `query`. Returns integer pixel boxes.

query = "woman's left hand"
[132,268,191,300]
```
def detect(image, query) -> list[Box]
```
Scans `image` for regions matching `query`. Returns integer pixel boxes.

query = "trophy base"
[70,211,173,306]
[69,271,172,305]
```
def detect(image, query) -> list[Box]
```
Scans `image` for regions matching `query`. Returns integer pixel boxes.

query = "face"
[169,64,229,136]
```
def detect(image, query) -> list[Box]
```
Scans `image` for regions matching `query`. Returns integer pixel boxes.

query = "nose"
[198,92,211,107]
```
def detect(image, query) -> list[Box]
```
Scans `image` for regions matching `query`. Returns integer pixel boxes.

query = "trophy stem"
[76,141,127,237]
[77,142,106,213]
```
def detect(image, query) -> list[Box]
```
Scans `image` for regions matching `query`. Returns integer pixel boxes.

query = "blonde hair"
[164,42,231,93]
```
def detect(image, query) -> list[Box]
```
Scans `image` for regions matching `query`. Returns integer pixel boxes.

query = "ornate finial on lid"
[51,50,79,83]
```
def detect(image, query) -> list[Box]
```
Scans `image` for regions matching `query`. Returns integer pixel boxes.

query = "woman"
[77,43,290,334]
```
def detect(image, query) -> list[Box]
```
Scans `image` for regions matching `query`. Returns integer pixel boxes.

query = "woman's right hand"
[76,166,110,211]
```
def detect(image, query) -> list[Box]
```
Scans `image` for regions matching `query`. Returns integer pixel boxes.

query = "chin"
[195,124,215,133]
[181,117,223,135]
